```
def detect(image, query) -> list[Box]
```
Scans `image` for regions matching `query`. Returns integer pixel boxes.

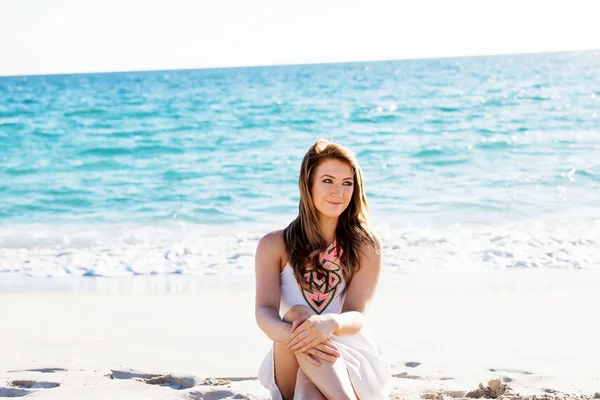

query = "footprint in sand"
[109,369,198,390]
[195,377,260,399]
[185,390,259,400]
[488,368,533,386]
[393,372,423,380]
[393,372,454,382]
[109,369,259,398]
[543,388,559,394]
[488,368,533,375]
[202,377,257,386]
[0,387,33,398]
[0,381,60,398]
[8,381,60,389]
[7,368,66,374]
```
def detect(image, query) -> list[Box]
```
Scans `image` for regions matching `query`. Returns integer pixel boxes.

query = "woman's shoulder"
[358,231,382,257]
[257,229,287,257]
[259,229,285,245]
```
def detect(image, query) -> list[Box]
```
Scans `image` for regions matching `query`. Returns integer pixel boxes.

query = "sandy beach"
[2,48,600,399]
[2,18,600,399]
[1,270,599,399]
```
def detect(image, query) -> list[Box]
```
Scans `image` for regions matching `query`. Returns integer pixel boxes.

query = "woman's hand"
[294,338,341,366]
[287,314,337,353]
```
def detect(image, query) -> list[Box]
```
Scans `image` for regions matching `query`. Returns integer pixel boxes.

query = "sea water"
[1,51,599,279]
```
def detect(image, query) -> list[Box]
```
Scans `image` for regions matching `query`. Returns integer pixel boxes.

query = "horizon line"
[1,47,598,79]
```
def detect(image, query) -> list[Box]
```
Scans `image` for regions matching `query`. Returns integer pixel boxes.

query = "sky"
[1,0,599,76]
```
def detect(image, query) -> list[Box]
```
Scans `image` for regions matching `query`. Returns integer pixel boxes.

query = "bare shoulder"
[256,229,287,271]
[255,230,287,312]
[359,233,382,258]
[257,229,286,252]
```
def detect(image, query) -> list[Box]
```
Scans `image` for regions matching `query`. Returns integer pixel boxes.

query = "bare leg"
[286,305,358,399]
[294,368,326,400]
[273,341,298,400]
[296,351,357,400]
[271,305,318,399]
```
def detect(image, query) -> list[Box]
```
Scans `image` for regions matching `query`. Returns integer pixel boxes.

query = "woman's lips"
[326,201,343,206]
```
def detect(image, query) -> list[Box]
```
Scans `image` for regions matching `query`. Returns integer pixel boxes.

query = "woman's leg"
[273,341,299,400]
[285,305,358,399]
[272,305,315,399]
[296,352,358,400]
[294,368,327,400]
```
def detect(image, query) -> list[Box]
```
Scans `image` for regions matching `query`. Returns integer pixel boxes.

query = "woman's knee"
[296,354,357,400]
[294,368,327,400]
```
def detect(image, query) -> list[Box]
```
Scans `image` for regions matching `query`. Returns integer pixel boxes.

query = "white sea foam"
[377,218,600,271]
[0,218,598,278]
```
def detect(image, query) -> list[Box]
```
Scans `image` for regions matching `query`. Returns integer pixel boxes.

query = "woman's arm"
[331,238,382,336]
[288,239,383,351]
[254,230,291,344]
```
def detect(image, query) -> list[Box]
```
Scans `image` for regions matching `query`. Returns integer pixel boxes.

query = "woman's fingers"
[289,316,308,335]
[299,351,320,366]
[294,337,322,354]
[308,349,336,364]
[289,330,325,352]
[295,337,341,364]
[287,320,309,344]
[316,342,341,358]
[324,339,341,353]
[289,318,303,335]
[288,329,311,349]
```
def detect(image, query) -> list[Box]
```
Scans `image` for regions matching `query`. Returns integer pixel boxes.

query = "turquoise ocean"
[1,50,599,279]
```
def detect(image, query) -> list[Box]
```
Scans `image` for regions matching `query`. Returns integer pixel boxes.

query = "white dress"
[258,242,391,399]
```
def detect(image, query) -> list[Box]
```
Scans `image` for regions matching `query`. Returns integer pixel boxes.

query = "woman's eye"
[322,179,353,185]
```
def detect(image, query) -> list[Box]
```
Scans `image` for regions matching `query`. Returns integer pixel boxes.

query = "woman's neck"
[318,216,338,246]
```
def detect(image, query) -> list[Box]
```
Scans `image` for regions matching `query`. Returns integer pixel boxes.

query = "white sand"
[1,273,599,399]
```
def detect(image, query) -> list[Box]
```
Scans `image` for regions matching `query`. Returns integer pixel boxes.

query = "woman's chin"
[318,210,345,219]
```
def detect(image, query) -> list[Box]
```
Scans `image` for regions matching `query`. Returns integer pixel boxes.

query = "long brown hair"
[283,139,378,296]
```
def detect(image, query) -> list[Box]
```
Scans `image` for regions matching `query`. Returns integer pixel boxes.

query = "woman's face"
[311,158,354,219]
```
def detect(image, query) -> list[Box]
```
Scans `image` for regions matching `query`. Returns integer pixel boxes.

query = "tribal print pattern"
[299,241,343,314]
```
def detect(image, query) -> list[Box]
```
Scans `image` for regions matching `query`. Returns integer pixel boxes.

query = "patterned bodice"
[279,241,346,317]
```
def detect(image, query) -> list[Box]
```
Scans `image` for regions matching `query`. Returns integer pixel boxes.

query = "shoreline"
[1,287,599,399]
[1,267,600,294]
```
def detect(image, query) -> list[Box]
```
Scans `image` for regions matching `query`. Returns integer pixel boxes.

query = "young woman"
[255,139,391,399]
